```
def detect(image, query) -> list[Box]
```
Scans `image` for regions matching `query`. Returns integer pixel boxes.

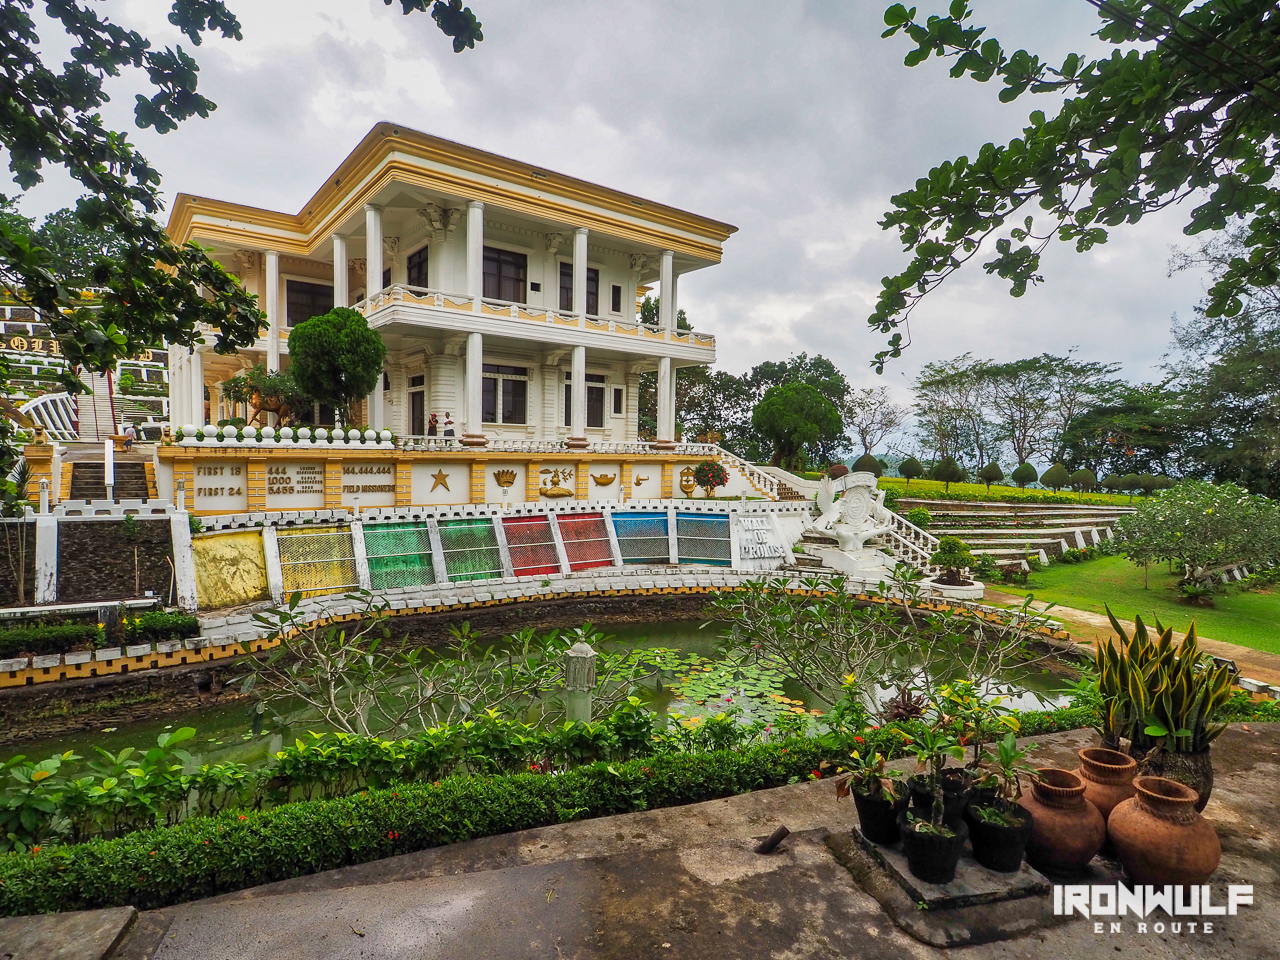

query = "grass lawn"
[878,476,1140,507]
[1000,555,1280,655]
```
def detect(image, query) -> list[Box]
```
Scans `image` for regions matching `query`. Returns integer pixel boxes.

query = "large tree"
[751,382,843,471]
[868,1,1280,370]
[0,0,480,481]
[287,308,387,426]
[843,385,909,456]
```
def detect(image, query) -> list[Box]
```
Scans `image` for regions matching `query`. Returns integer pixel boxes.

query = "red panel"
[502,515,561,577]
[556,513,614,571]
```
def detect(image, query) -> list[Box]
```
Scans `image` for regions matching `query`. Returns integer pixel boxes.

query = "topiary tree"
[906,506,932,529]
[288,307,387,426]
[751,382,843,471]
[827,463,850,480]
[1101,473,1123,494]
[1068,468,1097,493]
[929,535,978,584]
[1120,473,1142,503]
[1137,473,1160,496]
[692,459,729,498]
[977,461,1004,492]
[1040,462,1071,493]
[1011,462,1038,490]
[851,452,883,477]
[898,456,924,486]
[932,455,966,492]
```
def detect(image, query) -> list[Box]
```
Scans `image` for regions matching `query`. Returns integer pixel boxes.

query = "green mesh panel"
[438,518,504,582]
[276,525,358,598]
[363,521,435,590]
[676,513,731,566]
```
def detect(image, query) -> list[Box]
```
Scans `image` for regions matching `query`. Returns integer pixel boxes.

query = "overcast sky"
[15,0,1213,404]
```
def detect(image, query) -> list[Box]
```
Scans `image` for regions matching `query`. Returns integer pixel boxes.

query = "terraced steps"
[67,461,151,501]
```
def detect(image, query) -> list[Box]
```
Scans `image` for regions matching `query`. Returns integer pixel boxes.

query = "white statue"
[804,472,897,580]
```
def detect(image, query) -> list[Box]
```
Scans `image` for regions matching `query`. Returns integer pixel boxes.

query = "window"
[481,363,528,424]
[381,267,391,290]
[285,280,333,327]
[559,263,599,314]
[611,284,622,314]
[483,247,527,303]
[409,373,425,435]
[564,372,607,428]
[407,247,428,288]
[612,386,624,415]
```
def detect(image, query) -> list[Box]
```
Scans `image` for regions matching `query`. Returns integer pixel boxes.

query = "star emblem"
[430,469,450,491]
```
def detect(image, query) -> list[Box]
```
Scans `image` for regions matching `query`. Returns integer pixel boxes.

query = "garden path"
[986,588,1280,688]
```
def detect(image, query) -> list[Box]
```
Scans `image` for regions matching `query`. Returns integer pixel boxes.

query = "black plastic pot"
[908,770,971,828]
[853,785,909,845]
[898,810,970,884]
[966,801,1034,873]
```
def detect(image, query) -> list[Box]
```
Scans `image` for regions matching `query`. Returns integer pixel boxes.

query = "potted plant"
[935,680,1020,806]
[965,733,1037,873]
[928,536,978,587]
[1095,611,1233,810]
[899,725,969,884]
[836,749,908,845]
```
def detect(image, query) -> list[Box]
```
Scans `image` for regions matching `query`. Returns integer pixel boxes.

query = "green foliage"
[691,459,729,496]
[1095,611,1234,755]
[931,456,965,491]
[218,364,310,427]
[1011,462,1038,489]
[905,506,931,529]
[851,453,883,477]
[751,382,843,471]
[977,461,1003,491]
[0,624,98,660]
[870,1,1280,369]
[897,456,924,484]
[1040,463,1071,493]
[929,536,976,575]
[1068,468,1097,493]
[878,476,1130,507]
[1112,479,1280,589]
[187,513,203,535]
[286,309,387,425]
[120,611,199,645]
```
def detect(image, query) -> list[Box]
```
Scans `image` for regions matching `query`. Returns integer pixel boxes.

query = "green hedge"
[121,611,199,645]
[880,477,1138,507]
[0,738,829,916]
[0,624,98,659]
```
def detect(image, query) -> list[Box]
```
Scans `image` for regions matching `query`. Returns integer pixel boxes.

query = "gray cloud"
[11,0,1209,401]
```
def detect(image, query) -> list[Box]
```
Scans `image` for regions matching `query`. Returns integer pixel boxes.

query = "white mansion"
[166,122,735,450]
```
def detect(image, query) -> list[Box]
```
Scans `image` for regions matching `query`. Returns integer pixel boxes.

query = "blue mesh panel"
[676,513,731,566]
[612,512,670,564]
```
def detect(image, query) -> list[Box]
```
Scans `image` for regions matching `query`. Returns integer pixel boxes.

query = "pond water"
[9,620,1072,770]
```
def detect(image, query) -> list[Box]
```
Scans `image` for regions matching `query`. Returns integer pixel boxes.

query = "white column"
[364,205,383,297]
[169,511,198,613]
[658,249,674,331]
[462,330,486,446]
[656,356,673,447]
[567,344,587,448]
[466,200,484,311]
[668,364,678,442]
[332,234,348,307]
[572,227,588,315]
[190,348,205,426]
[34,515,57,604]
[366,371,383,431]
[265,250,280,372]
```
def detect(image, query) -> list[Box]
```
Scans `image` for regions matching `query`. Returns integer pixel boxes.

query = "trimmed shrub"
[851,453,882,477]
[932,456,966,491]
[122,611,199,645]
[1011,462,1038,489]
[0,623,99,659]
[897,457,924,485]
[1040,463,1071,492]
[977,462,1004,491]
[827,463,849,480]
[1068,468,1097,493]
[905,507,932,529]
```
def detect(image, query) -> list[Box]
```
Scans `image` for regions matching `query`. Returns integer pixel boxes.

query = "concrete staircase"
[67,461,151,501]
[73,370,117,441]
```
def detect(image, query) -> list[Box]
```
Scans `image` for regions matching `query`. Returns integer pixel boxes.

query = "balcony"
[357,285,716,359]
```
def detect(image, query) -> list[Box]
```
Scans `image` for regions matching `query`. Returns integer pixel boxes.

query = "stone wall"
[57,519,173,602]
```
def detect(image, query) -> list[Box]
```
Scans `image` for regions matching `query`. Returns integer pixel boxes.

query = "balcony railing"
[357,284,716,350]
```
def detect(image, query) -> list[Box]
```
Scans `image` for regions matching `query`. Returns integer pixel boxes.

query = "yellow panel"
[193,531,270,610]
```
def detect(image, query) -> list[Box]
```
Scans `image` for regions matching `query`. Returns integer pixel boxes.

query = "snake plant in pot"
[899,725,969,884]
[1095,610,1233,811]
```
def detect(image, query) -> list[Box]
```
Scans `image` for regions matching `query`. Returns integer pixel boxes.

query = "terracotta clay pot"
[1073,747,1137,820]
[1017,768,1105,877]
[1108,776,1221,885]
[1136,748,1213,812]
